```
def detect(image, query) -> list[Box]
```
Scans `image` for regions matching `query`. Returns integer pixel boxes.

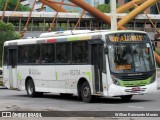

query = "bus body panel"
[13,65,94,94]
[101,72,108,96]
[55,65,93,94]
[105,56,157,96]
[156,68,160,89]
[17,65,60,93]
[107,81,157,96]
[3,66,10,88]
[2,30,157,100]
[3,67,19,90]
[9,68,18,89]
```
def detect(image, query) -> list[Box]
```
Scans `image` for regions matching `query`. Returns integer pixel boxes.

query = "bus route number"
[70,70,80,75]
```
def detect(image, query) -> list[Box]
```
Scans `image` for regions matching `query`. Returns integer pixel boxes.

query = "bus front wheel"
[81,81,93,103]
[120,95,133,101]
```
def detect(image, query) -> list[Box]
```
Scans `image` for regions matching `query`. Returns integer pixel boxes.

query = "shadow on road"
[14,93,154,104]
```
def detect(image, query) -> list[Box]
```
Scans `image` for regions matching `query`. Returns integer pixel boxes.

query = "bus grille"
[119,74,152,81]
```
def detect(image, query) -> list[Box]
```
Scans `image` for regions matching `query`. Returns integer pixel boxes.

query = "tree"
[0,21,21,67]
[0,0,30,11]
[97,3,130,13]
[96,4,110,13]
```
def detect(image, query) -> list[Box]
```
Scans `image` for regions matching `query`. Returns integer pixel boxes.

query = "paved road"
[0,88,160,120]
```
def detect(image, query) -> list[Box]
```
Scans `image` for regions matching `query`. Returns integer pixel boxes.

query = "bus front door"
[8,48,18,89]
[91,44,103,93]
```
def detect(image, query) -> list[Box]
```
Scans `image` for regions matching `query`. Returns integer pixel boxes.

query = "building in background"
[21,0,46,11]
[92,0,104,6]
[21,0,159,14]
[21,0,106,12]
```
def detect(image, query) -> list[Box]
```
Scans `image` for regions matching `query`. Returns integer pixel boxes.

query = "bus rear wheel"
[81,81,93,103]
[120,95,133,101]
[26,79,43,97]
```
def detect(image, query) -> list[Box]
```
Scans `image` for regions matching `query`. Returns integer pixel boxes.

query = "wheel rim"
[28,83,33,95]
[83,85,90,98]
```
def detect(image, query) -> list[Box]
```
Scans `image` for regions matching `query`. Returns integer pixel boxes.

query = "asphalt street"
[0,88,160,120]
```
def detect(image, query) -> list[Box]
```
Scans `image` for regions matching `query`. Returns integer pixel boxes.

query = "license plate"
[132,87,141,91]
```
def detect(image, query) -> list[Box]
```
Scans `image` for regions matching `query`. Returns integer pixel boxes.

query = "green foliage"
[68,10,79,12]
[96,3,130,13]
[0,0,30,11]
[0,20,21,67]
[155,48,160,56]
[96,4,110,13]
[155,48,160,68]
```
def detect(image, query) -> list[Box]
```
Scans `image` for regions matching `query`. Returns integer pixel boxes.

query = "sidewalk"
[0,80,6,89]
[0,86,7,89]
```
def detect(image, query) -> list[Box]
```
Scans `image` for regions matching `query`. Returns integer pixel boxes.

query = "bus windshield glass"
[106,33,155,73]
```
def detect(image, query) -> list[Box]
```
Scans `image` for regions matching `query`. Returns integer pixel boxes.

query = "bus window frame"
[55,42,72,64]
[3,46,8,65]
[27,44,41,65]
[18,45,28,65]
[41,43,55,64]
[71,40,89,65]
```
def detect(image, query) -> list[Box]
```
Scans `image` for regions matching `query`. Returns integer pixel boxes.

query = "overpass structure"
[0,11,159,39]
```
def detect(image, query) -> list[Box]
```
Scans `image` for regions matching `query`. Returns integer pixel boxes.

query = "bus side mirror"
[104,47,108,54]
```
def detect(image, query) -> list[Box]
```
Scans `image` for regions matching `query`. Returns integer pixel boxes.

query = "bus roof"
[39,30,93,38]
[4,30,148,46]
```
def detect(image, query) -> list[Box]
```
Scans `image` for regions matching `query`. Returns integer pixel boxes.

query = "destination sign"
[106,33,149,43]
[115,64,132,70]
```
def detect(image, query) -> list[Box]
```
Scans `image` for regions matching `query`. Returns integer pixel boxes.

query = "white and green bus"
[2,30,157,102]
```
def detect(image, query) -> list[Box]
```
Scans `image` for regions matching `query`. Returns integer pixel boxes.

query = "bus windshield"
[106,33,155,73]
[108,43,155,73]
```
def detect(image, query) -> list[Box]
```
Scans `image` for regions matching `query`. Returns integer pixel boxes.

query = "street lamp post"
[110,0,117,31]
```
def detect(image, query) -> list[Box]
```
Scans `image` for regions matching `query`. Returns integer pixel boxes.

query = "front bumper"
[106,81,157,96]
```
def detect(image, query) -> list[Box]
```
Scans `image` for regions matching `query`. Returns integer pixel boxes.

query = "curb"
[0,86,7,89]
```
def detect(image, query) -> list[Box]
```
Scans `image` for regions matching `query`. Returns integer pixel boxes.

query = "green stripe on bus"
[56,72,58,80]
[118,77,152,87]
[67,36,91,41]
[67,37,79,41]
[86,72,91,81]
[17,71,22,80]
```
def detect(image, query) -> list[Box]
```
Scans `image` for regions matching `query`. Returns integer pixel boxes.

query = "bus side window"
[72,41,88,63]
[42,44,55,64]
[56,43,71,63]
[28,44,40,64]
[18,45,28,64]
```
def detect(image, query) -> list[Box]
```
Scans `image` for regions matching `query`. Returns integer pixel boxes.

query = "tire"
[81,81,93,103]
[26,79,43,97]
[120,95,133,101]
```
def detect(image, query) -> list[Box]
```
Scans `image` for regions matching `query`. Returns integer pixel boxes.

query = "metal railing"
[14,25,158,32]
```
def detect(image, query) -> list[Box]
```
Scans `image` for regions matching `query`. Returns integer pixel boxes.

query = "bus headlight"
[111,75,120,85]
[150,73,156,84]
